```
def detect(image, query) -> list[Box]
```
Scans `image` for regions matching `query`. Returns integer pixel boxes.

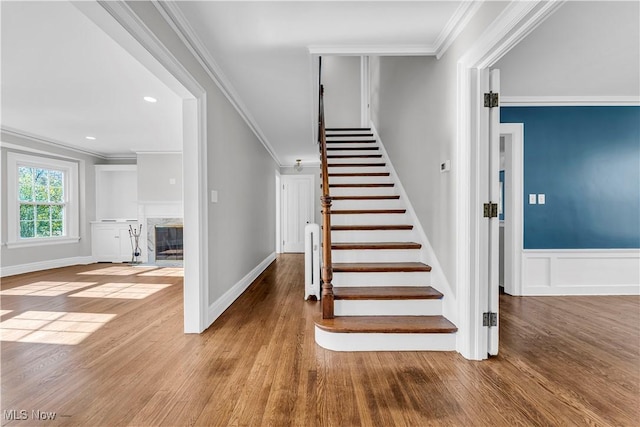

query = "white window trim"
[6,152,80,248]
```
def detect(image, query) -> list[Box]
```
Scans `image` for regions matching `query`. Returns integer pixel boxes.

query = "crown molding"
[434,1,484,60]
[0,127,136,160]
[152,1,282,166]
[308,45,436,56]
[501,96,640,106]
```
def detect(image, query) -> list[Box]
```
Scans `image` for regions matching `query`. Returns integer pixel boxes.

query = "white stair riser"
[326,166,388,174]
[330,230,417,243]
[330,187,397,196]
[331,249,421,263]
[328,175,393,184]
[334,299,442,316]
[331,213,409,226]
[332,271,431,286]
[331,199,404,210]
[315,327,456,351]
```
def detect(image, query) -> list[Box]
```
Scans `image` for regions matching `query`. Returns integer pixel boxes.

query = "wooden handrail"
[318,59,334,319]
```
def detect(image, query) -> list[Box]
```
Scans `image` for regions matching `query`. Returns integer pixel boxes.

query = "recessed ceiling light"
[143,96,157,103]
[85,136,96,140]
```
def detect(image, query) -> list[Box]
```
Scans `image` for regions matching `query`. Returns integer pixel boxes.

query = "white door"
[487,69,501,356]
[282,175,314,253]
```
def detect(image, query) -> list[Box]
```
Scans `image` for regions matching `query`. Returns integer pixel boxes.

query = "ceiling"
[1,0,467,162]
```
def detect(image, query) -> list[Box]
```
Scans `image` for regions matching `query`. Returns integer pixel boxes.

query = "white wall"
[369,1,508,302]
[137,152,182,202]
[495,1,640,97]
[126,2,278,311]
[323,56,361,127]
[0,132,99,272]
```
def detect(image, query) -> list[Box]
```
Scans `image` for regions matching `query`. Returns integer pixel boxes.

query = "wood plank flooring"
[1,254,638,426]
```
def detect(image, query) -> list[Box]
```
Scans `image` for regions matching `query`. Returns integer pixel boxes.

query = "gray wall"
[369,1,508,295]
[137,152,182,202]
[0,132,99,268]
[495,1,639,97]
[127,2,277,308]
[323,56,361,127]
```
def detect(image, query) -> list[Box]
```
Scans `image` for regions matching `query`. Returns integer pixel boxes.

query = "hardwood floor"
[1,255,638,426]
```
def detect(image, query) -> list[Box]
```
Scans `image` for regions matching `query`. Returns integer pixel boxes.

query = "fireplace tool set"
[129,224,142,264]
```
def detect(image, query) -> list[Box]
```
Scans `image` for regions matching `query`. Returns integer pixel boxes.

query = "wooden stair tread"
[328,163,386,167]
[333,286,442,300]
[331,224,413,231]
[333,262,432,273]
[331,195,400,200]
[326,127,371,131]
[326,140,376,144]
[327,146,379,151]
[326,133,374,137]
[327,154,383,159]
[329,183,394,188]
[329,209,406,214]
[332,242,421,250]
[314,315,457,334]
[327,172,390,177]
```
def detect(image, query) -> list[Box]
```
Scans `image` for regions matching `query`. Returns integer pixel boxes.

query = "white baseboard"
[0,256,94,278]
[206,252,276,326]
[521,249,640,295]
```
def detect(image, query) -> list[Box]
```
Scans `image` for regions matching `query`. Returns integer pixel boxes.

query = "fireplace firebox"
[154,225,183,261]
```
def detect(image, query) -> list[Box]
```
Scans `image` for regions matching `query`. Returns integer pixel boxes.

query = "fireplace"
[154,225,183,261]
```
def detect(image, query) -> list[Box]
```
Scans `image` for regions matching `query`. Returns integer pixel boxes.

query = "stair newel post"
[321,194,334,319]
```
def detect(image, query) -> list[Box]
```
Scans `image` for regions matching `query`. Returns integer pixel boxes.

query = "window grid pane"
[17,166,65,239]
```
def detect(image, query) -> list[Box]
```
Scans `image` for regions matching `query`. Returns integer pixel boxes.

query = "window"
[7,152,79,248]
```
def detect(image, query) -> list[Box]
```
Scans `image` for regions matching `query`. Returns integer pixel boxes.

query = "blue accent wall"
[501,106,640,249]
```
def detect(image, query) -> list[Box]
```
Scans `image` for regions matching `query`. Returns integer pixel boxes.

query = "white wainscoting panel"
[522,250,640,295]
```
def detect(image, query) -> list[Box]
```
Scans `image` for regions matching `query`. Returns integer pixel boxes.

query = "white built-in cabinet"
[91,221,137,262]
[92,165,138,262]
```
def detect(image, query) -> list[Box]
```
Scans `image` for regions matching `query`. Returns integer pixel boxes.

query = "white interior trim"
[434,1,484,60]
[99,1,209,334]
[308,45,436,56]
[521,249,640,295]
[501,96,640,106]
[151,1,282,166]
[0,256,94,278]
[500,123,524,297]
[360,56,370,127]
[456,0,564,361]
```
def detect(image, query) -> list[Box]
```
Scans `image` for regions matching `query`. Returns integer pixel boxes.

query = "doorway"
[281,175,314,253]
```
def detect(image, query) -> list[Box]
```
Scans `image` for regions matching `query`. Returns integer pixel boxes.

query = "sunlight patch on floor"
[138,268,184,277]
[0,281,97,297]
[69,282,171,299]
[76,266,158,276]
[0,311,116,345]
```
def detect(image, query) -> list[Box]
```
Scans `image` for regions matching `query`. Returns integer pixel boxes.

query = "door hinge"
[483,202,498,218]
[484,91,499,108]
[483,312,498,327]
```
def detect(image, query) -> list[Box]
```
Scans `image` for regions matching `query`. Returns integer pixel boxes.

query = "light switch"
[211,190,218,203]
[529,194,537,204]
[538,194,545,204]
[169,178,176,185]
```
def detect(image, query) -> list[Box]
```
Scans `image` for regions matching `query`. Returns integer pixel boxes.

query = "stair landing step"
[329,209,406,215]
[332,242,421,250]
[333,286,442,300]
[333,262,432,273]
[331,224,413,231]
[315,315,457,333]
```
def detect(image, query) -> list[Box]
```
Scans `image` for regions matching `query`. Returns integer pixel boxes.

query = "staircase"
[314,127,457,351]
